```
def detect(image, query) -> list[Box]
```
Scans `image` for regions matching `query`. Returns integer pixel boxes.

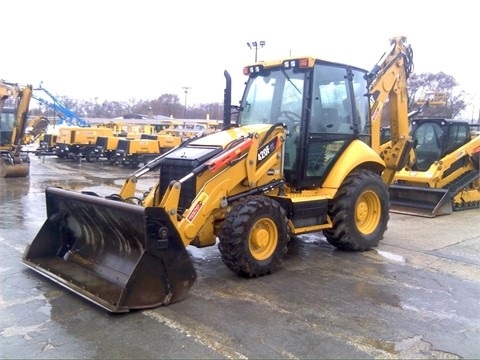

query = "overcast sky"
[3,0,478,119]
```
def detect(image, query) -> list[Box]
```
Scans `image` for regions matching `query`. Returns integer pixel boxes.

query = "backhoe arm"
[12,85,33,151]
[366,36,414,184]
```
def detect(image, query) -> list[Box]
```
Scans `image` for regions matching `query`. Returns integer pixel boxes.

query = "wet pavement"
[1,155,479,359]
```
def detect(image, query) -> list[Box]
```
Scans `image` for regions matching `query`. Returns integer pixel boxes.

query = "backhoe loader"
[0,80,33,177]
[389,118,480,217]
[23,36,414,312]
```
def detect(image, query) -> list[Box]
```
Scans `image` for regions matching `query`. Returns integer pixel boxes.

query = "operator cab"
[0,107,15,147]
[410,118,472,171]
[238,58,371,189]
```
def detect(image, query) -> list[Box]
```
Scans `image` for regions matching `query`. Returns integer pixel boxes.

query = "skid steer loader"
[23,36,415,312]
[389,118,480,217]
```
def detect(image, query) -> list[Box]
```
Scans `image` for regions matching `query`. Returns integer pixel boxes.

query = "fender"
[322,140,385,190]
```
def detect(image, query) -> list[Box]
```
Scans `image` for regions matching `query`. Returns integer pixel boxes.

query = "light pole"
[247,41,266,62]
[182,86,191,119]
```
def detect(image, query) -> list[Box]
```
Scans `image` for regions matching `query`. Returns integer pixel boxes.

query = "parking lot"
[1,155,479,359]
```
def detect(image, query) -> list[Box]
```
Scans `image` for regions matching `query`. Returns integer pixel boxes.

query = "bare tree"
[407,72,467,119]
[380,72,468,126]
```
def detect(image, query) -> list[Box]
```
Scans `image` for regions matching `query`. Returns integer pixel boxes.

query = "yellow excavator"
[23,36,414,312]
[0,80,34,178]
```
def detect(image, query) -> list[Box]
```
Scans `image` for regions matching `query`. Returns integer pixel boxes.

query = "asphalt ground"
[1,155,479,359]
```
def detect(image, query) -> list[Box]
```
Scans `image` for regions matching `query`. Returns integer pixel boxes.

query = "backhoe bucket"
[388,184,452,218]
[23,187,197,313]
[0,158,30,178]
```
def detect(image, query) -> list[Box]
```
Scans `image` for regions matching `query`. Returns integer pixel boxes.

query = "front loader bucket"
[388,184,452,218]
[23,187,197,313]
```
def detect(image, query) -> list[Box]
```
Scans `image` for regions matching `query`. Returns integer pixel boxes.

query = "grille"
[159,145,223,212]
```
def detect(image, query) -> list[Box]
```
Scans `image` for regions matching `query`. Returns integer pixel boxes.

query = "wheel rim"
[249,218,278,261]
[355,190,381,235]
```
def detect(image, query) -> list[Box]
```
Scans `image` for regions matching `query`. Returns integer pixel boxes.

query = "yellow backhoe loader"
[0,80,33,177]
[23,36,414,312]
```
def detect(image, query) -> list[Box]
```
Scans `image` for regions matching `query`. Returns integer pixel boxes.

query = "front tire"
[323,169,389,251]
[218,196,290,278]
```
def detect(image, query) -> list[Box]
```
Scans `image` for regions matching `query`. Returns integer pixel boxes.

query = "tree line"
[29,72,470,123]
[30,93,224,121]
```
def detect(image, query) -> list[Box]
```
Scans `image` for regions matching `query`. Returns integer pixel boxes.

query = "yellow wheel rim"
[355,190,381,235]
[249,218,278,261]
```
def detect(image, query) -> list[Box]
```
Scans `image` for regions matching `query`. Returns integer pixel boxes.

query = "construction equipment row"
[34,120,219,167]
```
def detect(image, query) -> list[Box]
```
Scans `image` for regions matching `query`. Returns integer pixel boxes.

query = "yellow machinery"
[23,36,415,312]
[24,116,50,146]
[155,133,182,151]
[88,132,182,164]
[389,118,480,217]
[113,137,162,168]
[109,133,183,167]
[88,135,122,163]
[54,126,114,160]
[87,132,141,163]
[0,80,33,177]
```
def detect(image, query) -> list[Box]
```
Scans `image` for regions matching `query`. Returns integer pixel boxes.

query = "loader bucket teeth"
[23,187,197,313]
[388,184,452,218]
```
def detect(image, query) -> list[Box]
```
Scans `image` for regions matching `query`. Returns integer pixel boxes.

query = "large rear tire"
[218,196,290,278]
[323,169,389,251]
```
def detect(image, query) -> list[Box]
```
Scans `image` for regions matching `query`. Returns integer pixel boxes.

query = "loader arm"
[366,36,414,185]
[159,125,286,247]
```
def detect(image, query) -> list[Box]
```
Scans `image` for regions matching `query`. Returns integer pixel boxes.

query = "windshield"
[0,110,15,146]
[239,68,305,126]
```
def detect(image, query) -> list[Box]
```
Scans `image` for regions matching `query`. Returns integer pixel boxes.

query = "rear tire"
[218,196,290,278]
[323,169,389,251]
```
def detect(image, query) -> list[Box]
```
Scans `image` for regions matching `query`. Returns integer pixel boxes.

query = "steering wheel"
[278,111,301,130]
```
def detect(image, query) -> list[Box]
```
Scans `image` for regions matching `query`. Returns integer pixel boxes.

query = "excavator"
[0,80,34,178]
[23,36,414,312]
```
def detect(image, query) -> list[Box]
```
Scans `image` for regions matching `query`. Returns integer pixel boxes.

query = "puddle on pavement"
[362,335,460,358]
[376,250,405,262]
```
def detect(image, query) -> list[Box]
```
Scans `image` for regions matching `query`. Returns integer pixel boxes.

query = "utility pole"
[182,87,191,119]
[247,41,266,62]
